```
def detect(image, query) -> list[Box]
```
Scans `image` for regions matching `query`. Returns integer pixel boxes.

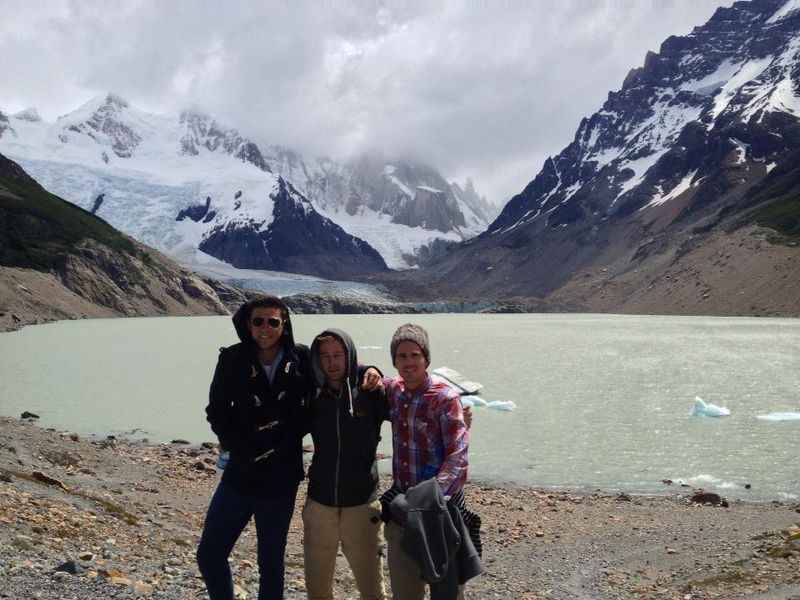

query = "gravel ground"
[1,417,799,600]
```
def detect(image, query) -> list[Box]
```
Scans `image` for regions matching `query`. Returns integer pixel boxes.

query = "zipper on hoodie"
[335,391,341,506]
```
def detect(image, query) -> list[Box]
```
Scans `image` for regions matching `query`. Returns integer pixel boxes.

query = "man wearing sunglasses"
[197,296,380,600]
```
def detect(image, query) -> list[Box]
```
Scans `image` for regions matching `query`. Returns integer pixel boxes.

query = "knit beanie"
[390,323,430,366]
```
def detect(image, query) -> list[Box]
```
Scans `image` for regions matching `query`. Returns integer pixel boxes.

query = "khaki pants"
[384,521,465,600]
[302,498,385,600]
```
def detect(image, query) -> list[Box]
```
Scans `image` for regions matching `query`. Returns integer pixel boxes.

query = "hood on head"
[232,296,295,350]
[310,328,358,392]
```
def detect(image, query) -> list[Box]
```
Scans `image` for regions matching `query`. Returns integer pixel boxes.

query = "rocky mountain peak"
[55,92,142,159]
[451,178,498,224]
[103,92,130,110]
[404,0,800,307]
[12,108,42,123]
[262,151,494,267]
[178,108,270,172]
[0,111,14,141]
[65,92,131,120]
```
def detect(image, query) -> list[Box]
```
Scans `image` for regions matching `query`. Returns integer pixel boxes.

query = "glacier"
[0,93,496,273]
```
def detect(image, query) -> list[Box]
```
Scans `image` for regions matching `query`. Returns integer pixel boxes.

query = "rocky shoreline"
[1,416,799,600]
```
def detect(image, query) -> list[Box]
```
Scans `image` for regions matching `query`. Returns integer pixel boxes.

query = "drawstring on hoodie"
[346,382,354,417]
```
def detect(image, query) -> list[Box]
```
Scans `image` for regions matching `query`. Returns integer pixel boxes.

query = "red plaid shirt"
[383,374,469,497]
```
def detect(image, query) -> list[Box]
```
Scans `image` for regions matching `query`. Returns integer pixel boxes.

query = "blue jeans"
[197,480,298,600]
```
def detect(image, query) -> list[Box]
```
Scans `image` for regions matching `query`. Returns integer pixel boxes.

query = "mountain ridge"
[366,0,800,316]
[0,94,495,271]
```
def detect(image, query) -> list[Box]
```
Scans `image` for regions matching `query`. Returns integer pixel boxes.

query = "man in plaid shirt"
[381,323,470,599]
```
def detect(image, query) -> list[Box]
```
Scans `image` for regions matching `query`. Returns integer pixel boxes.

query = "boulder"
[54,560,84,575]
[689,491,729,507]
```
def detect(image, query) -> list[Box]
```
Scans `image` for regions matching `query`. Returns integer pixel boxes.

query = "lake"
[1,314,798,500]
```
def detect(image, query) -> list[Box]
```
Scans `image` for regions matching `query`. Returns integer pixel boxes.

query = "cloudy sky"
[1,0,729,206]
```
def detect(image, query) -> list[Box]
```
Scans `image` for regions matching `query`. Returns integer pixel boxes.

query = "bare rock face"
[176,196,213,223]
[57,239,243,317]
[0,111,15,141]
[178,110,271,172]
[392,183,464,233]
[197,178,388,279]
[64,94,142,159]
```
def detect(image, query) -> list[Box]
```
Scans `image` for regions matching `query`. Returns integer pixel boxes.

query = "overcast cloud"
[0,0,729,206]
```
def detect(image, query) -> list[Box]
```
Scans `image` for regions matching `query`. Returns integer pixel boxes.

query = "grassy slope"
[0,153,136,271]
[738,153,800,241]
[753,196,800,239]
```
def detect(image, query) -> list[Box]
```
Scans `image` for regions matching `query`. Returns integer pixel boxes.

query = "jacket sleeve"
[294,344,314,437]
[205,349,241,454]
[374,388,390,426]
[435,391,469,498]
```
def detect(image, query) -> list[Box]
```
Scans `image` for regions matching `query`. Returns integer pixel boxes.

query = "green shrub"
[0,170,135,271]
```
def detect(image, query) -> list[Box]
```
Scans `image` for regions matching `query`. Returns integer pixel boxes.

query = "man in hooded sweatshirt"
[303,329,388,600]
[197,296,380,600]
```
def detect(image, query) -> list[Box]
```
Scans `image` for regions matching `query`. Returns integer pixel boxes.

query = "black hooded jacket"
[307,328,388,507]
[205,298,312,495]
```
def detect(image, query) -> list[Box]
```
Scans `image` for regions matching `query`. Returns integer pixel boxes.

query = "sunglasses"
[251,317,283,329]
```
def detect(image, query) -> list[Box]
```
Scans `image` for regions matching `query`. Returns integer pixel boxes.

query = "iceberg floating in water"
[690,396,730,417]
[432,367,483,395]
[485,400,517,412]
[433,367,514,411]
[756,412,800,422]
[459,397,515,411]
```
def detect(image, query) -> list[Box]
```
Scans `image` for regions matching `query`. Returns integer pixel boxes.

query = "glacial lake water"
[1,314,798,501]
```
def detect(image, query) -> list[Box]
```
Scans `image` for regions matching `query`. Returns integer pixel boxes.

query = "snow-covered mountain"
[490,0,800,235]
[256,151,497,267]
[395,0,800,309]
[0,94,386,279]
[0,94,493,272]
[176,177,386,278]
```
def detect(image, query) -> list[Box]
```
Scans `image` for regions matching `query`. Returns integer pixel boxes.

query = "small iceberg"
[459,397,515,411]
[756,412,800,422]
[690,396,730,417]
[434,367,515,411]
[433,367,483,395]
[486,400,517,412]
